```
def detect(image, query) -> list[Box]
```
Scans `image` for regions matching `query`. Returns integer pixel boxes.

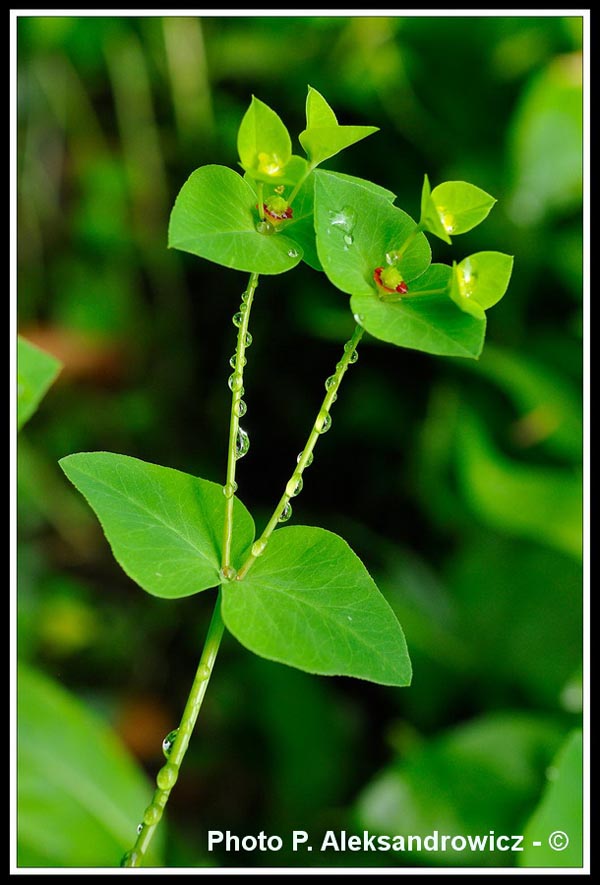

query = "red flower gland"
[262,195,293,224]
[374,266,408,294]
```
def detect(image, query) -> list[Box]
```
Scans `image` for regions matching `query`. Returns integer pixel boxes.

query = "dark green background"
[17,14,584,868]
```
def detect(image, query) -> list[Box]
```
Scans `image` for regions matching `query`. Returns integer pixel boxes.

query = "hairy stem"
[120,594,225,868]
[221,272,259,572]
[236,323,364,581]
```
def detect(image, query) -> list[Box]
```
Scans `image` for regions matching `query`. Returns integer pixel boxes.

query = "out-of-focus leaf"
[449,252,514,315]
[454,409,582,558]
[509,54,583,223]
[449,532,582,706]
[17,664,163,867]
[520,731,583,868]
[17,336,62,431]
[421,177,496,243]
[473,344,583,461]
[356,713,565,867]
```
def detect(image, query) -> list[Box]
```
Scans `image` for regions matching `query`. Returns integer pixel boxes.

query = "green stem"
[236,323,364,581]
[120,593,225,868]
[288,162,315,206]
[257,182,265,219]
[221,272,259,572]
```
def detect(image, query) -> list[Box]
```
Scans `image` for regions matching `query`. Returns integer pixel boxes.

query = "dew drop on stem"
[234,399,247,418]
[251,539,267,557]
[162,729,179,758]
[235,427,250,459]
[232,313,243,328]
[278,501,292,523]
[120,850,140,868]
[228,372,244,392]
[285,473,303,497]
[315,410,332,434]
[137,823,144,835]
[297,450,314,467]
[222,481,238,498]
[219,565,237,582]
[244,332,253,347]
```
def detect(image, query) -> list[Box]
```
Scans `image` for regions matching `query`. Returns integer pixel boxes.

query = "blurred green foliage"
[17,14,584,869]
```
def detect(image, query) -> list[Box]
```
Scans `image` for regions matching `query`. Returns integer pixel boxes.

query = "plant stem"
[221,272,259,572]
[121,274,258,868]
[120,593,225,868]
[288,163,315,206]
[236,323,364,581]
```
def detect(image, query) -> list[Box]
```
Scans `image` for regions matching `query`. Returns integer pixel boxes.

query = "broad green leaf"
[314,169,431,299]
[520,731,583,868]
[283,171,396,274]
[357,713,565,867]
[221,525,411,687]
[422,178,496,242]
[237,95,292,182]
[455,409,582,558]
[449,261,486,319]
[300,86,378,166]
[18,664,163,867]
[168,165,303,274]
[450,252,514,315]
[17,336,62,431]
[351,264,486,359]
[59,452,255,598]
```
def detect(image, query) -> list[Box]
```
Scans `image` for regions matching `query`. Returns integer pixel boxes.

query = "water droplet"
[251,539,267,558]
[343,233,354,246]
[244,332,253,348]
[120,850,140,868]
[137,823,144,834]
[286,474,303,497]
[385,250,402,266]
[297,450,314,467]
[348,349,359,364]
[287,248,299,258]
[228,372,244,392]
[278,502,293,523]
[240,302,248,313]
[234,399,247,418]
[235,427,250,460]
[232,312,243,328]
[438,210,455,233]
[222,481,238,498]
[230,354,247,369]
[162,729,179,758]
[256,220,275,235]
[156,763,178,791]
[198,664,211,680]
[353,313,365,324]
[315,410,332,434]
[325,375,338,391]
[219,565,237,582]
[347,615,353,621]
[143,804,162,827]
[328,206,357,234]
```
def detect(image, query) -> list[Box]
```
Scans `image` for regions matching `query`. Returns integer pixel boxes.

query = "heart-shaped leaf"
[299,86,379,167]
[222,525,411,686]
[60,452,256,599]
[421,176,497,242]
[351,264,486,359]
[450,251,514,315]
[314,169,431,298]
[168,165,303,274]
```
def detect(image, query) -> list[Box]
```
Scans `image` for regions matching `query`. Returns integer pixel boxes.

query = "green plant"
[59,87,513,868]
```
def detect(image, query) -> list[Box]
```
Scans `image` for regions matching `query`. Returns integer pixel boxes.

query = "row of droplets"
[229,297,253,467]
[121,665,214,866]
